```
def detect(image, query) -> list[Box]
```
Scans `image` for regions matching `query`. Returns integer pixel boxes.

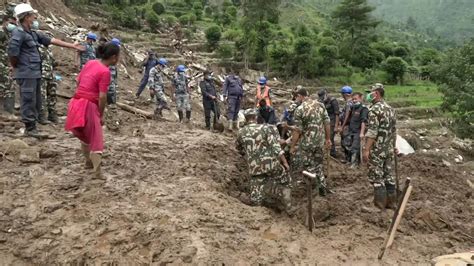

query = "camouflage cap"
[6,2,17,18]
[373,83,384,89]
[244,108,258,117]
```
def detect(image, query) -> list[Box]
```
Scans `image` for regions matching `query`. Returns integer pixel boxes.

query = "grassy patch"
[348,82,443,108]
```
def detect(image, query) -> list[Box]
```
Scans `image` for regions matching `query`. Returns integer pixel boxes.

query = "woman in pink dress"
[65,43,120,179]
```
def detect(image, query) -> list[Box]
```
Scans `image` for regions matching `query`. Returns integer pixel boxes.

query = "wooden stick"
[115,102,154,119]
[303,171,315,232]
[378,178,413,260]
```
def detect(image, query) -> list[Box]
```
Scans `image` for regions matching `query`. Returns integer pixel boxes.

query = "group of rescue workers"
[0,2,398,213]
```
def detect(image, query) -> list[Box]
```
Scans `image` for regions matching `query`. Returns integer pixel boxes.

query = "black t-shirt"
[349,104,369,133]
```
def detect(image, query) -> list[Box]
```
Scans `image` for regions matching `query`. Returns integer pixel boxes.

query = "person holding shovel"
[200,70,221,130]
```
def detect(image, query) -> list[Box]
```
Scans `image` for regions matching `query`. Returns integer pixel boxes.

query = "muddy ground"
[1,81,473,265]
[1,1,473,264]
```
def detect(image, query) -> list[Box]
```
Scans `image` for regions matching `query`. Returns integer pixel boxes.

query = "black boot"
[38,111,50,125]
[48,110,58,124]
[373,183,387,210]
[205,118,211,130]
[185,111,191,123]
[24,123,47,139]
[178,111,183,123]
[385,183,397,209]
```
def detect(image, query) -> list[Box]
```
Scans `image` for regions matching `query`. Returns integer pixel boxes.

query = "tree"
[418,48,441,66]
[146,10,160,30]
[383,56,408,84]
[205,25,222,51]
[435,40,474,138]
[152,2,165,15]
[332,0,379,52]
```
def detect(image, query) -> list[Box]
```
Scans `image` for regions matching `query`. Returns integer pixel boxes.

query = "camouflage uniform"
[148,66,169,116]
[366,100,397,186]
[341,99,354,160]
[107,65,118,105]
[293,99,330,190]
[79,42,96,69]
[236,122,290,210]
[0,22,15,112]
[38,45,57,120]
[173,72,190,112]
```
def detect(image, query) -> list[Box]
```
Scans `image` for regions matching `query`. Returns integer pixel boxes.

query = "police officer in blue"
[135,50,159,98]
[8,3,85,138]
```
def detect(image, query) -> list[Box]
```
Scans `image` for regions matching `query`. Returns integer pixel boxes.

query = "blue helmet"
[340,86,353,94]
[158,58,168,66]
[258,76,267,85]
[87,32,97,41]
[110,38,121,47]
[176,65,186,72]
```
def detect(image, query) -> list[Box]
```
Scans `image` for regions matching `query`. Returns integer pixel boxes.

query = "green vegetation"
[435,40,474,138]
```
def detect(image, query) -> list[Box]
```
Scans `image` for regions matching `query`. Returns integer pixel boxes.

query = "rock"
[0,139,29,156]
[51,228,62,235]
[19,148,41,163]
[442,160,452,167]
[40,149,60,158]
[454,155,464,164]
[423,143,431,149]
[180,246,197,263]
[451,138,473,156]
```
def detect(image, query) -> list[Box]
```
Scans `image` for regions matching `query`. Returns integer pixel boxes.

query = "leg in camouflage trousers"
[39,79,58,123]
[293,146,327,195]
[0,68,15,114]
[154,90,169,118]
[367,151,395,186]
[250,172,291,212]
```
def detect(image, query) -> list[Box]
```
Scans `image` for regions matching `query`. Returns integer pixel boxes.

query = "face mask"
[6,23,16,32]
[353,101,361,107]
[205,75,212,80]
[366,93,374,103]
[32,20,39,30]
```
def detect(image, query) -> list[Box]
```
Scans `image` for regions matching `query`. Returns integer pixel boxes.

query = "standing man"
[255,76,272,107]
[38,33,58,124]
[77,32,97,70]
[8,3,85,137]
[318,89,340,158]
[236,109,291,211]
[341,92,368,168]
[0,10,16,115]
[173,64,191,123]
[200,70,219,130]
[339,85,353,163]
[136,50,158,98]
[148,57,169,118]
[106,38,121,105]
[222,71,244,132]
[362,84,397,210]
[291,88,331,196]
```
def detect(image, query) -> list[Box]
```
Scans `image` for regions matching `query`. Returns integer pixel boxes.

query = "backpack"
[226,75,243,96]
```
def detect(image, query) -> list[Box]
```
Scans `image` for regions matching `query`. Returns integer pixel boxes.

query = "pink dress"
[65,60,111,152]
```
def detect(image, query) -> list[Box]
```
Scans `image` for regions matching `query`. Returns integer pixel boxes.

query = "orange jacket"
[256,85,272,107]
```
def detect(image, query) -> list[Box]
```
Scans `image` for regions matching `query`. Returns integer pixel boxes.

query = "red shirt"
[75,60,111,103]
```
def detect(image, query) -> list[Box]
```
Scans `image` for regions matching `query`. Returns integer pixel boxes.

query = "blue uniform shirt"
[8,26,51,79]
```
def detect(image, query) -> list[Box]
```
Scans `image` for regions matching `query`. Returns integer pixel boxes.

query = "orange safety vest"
[256,85,272,107]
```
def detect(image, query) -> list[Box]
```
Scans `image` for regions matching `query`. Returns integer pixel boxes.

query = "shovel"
[213,100,225,133]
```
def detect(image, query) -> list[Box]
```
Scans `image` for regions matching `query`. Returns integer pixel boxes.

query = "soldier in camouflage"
[77,32,97,70]
[0,10,16,115]
[362,84,397,210]
[173,65,191,123]
[148,58,170,118]
[290,88,331,196]
[106,38,121,105]
[236,109,291,211]
[38,38,58,123]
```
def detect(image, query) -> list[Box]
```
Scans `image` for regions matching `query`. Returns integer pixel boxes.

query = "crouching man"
[236,108,291,212]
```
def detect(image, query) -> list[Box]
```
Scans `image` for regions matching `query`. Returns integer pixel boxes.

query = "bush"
[205,25,222,50]
[152,2,165,15]
[217,43,234,59]
[162,14,177,27]
[383,56,408,84]
[179,14,195,25]
[146,10,160,30]
[222,28,243,41]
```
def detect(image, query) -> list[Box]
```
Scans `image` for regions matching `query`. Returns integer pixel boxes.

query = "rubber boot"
[185,110,191,123]
[178,111,184,123]
[90,152,104,180]
[24,123,48,139]
[350,153,358,168]
[38,111,50,125]
[227,121,233,132]
[385,183,398,209]
[373,183,387,210]
[81,143,93,169]
[48,110,59,124]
